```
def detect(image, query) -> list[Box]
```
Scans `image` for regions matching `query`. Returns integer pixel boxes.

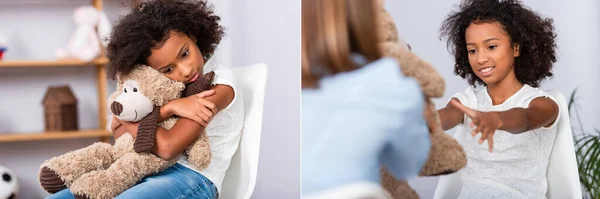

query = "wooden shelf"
[0,129,111,142]
[0,57,108,68]
[0,1,111,144]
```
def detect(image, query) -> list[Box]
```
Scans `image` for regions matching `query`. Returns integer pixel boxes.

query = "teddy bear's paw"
[188,151,211,170]
[419,130,467,176]
[381,169,420,199]
[186,134,212,169]
[73,193,91,199]
[39,141,116,189]
[39,167,67,193]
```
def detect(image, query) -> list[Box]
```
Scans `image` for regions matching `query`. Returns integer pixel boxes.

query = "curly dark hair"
[106,0,224,79]
[440,0,557,87]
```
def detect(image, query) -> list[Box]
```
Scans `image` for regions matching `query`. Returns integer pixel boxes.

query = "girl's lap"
[46,163,217,199]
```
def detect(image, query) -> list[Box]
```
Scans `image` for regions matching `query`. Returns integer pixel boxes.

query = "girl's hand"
[112,116,139,138]
[111,115,123,132]
[166,90,217,127]
[450,100,503,152]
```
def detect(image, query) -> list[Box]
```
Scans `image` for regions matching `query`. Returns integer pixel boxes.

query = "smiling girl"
[438,0,559,198]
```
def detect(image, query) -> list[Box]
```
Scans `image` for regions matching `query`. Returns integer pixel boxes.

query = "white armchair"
[220,63,268,199]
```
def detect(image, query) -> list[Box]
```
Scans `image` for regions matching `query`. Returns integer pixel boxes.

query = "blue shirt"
[302,58,431,194]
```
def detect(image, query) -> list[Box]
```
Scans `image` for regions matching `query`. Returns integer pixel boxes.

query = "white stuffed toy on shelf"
[56,6,111,62]
[0,164,18,199]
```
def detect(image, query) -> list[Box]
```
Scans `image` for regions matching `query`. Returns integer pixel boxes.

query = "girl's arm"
[111,89,216,138]
[153,84,234,160]
[118,84,235,160]
[495,97,559,133]
[437,98,466,130]
[156,90,216,123]
[451,97,558,151]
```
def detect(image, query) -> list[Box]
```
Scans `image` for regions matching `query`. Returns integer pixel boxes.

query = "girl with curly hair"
[48,0,242,198]
[438,0,559,198]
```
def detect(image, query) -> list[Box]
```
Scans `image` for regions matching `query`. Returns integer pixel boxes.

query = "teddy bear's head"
[108,65,215,153]
[377,5,445,98]
[109,65,216,123]
[109,65,185,122]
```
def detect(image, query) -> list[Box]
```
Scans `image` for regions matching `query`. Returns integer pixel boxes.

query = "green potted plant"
[568,88,600,199]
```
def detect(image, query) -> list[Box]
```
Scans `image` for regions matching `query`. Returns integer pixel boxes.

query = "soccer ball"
[0,165,17,199]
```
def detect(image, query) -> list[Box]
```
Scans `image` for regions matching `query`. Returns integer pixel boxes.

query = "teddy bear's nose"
[111,101,123,116]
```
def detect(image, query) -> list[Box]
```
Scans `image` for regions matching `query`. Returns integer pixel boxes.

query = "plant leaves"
[568,87,577,116]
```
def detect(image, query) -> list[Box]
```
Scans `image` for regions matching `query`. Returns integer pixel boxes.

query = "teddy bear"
[39,65,214,199]
[376,4,468,199]
[56,5,111,62]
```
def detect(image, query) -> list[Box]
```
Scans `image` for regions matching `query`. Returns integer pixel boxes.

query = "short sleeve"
[522,92,560,130]
[448,87,475,125]
[207,67,238,111]
[203,56,218,72]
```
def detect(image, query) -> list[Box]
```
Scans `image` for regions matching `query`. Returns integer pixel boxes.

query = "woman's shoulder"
[308,57,423,113]
[319,57,415,90]
[326,57,402,82]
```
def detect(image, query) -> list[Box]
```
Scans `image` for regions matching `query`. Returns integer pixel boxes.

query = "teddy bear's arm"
[133,106,160,153]
[182,71,215,97]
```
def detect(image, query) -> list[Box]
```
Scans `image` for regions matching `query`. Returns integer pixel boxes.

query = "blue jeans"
[46,163,217,199]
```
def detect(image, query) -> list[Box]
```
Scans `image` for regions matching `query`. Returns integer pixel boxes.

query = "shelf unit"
[0,0,111,143]
[0,130,112,142]
[0,57,108,68]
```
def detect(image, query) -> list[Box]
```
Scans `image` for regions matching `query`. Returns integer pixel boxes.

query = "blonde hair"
[302,0,383,88]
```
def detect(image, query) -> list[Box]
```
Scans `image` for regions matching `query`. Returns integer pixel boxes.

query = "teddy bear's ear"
[108,84,122,105]
[379,8,399,43]
[115,70,126,85]
[108,74,125,106]
[380,41,446,98]
[127,65,185,106]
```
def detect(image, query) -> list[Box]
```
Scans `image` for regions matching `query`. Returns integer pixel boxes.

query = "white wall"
[0,0,300,198]
[209,1,302,197]
[222,0,301,198]
[385,0,600,198]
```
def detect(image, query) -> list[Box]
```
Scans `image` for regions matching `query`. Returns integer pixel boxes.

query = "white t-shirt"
[452,84,559,199]
[178,61,244,195]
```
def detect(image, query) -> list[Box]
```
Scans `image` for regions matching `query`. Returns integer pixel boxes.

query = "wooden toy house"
[42,86,78,131]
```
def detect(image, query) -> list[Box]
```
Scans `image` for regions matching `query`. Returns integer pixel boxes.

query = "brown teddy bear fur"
[39,65,212,199]
[377,6,467,199]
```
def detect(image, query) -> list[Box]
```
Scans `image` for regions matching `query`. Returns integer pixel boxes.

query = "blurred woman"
[301,0,431,196]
